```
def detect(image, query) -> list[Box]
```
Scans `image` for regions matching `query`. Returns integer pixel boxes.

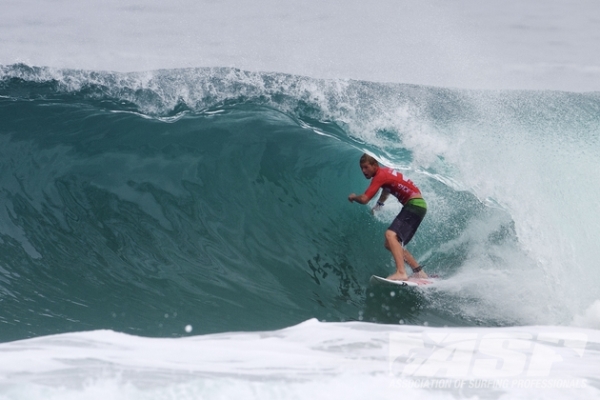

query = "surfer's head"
[359,153,379,179]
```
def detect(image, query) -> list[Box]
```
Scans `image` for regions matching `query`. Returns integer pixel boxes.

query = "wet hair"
[359,153,379,166]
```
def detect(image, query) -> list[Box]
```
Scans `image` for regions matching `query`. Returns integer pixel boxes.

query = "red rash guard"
[363,167,421,205]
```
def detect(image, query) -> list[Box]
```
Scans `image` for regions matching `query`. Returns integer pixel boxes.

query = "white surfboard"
[370,274,437,287]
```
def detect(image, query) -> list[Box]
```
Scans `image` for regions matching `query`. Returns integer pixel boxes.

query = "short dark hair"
[359,153,379,166]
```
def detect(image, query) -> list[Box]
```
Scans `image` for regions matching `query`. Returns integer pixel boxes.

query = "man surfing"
[348,153,428,281]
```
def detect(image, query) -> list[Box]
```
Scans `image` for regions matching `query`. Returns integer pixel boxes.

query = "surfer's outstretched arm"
[348,193,370,204]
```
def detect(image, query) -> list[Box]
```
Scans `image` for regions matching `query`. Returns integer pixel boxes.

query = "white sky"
[1,0,599,91]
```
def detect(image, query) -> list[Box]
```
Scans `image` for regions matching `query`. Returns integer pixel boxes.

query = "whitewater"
[1,0,600,399]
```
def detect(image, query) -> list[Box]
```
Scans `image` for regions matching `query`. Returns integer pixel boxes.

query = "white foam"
[573,300,600,330]
[371,89,600,327]
[0,320,598,399]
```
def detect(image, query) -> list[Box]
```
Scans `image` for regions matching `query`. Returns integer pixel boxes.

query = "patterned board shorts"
[387,198,427,245]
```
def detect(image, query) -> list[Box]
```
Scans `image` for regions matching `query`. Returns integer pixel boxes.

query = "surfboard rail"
[370,274,437,287]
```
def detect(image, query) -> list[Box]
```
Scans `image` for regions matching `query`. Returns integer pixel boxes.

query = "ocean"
[1,1,600,399]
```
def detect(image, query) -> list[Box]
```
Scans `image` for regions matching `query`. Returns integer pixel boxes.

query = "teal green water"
[1,65,599,342]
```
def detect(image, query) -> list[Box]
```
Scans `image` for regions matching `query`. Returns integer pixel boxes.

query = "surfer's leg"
[386,205,427,280]
[384,229,409,281]
[402,248,419,269]
[403,248,428,278]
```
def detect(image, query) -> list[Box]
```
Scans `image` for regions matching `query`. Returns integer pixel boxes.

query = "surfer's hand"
[371,201,384,214]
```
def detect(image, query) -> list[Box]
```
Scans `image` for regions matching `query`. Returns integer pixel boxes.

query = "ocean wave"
[1,64,599,342]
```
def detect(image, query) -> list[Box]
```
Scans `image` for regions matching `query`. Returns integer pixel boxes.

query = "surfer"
[348,153,428,281]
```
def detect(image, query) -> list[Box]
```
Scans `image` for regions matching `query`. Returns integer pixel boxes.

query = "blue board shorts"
[388,198,427,246]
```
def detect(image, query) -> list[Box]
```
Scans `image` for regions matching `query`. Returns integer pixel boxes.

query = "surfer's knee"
[384,229,397,245]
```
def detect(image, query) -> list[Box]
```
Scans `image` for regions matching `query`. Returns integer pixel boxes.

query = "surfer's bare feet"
[386,272,408,281]
[412,270,428,279]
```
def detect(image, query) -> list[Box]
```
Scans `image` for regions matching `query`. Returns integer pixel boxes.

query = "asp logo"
[389,331,587,378]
